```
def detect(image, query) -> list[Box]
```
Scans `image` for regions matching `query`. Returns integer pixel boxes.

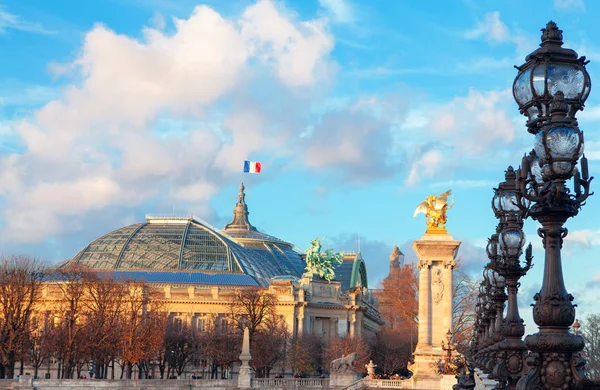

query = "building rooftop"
[61,184,305,286]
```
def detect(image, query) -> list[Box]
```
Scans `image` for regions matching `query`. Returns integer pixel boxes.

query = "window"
[173,317,183,331]
[197,318,206,332]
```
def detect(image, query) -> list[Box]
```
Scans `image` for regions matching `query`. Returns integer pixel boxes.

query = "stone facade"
[32,267,381,379]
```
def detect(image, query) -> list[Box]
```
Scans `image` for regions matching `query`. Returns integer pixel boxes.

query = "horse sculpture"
[413,189,454,229]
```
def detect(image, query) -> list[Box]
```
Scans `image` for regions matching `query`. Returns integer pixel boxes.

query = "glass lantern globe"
[533,124,583,180]
[486,234,498,259]
[512,21,591,133]
[494,272,506,290]
[499,228,525,258]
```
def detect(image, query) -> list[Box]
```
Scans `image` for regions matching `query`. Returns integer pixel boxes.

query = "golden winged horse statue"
[413,190,454,230]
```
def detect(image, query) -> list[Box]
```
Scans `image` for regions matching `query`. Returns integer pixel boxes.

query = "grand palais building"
[50,183,383,343]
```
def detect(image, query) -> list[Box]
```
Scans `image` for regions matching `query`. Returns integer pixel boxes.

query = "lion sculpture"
[330,352,359,374]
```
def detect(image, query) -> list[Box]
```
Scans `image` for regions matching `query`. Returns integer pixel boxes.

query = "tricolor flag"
[243,160,261,173]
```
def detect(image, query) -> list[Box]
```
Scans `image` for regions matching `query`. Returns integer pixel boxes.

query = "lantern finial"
[541,21,563,47]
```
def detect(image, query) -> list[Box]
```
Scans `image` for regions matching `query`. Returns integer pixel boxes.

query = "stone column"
[417,260,431,347]
[330,318,338,341]
[297,312,304,336]
[442,259,455,338]
[349,312,356,338]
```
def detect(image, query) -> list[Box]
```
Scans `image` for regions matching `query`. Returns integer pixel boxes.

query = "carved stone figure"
[432,268,444,305]
[330,352,358,374]
[305,238,344,282]
[452,365,475,390]
[413,190,454,229]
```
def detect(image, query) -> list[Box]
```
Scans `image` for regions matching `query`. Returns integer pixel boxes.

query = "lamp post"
[474,272,486,370]
[442,329,457,373]
[485,267,507,379]
[512,21,599,390]
[475,266,495,373]
[482,221,509,380]
[489,167,532,390]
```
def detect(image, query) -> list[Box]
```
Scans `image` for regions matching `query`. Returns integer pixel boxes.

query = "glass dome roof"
[63,182,306,286]
[65,214,304,286]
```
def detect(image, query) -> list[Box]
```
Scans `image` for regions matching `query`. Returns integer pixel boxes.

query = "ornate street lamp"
[513,21,591,134]
[513,21,599,390]
[473,291,485,369]
[489,167,533,390]
[442,329,457,373]
[486,269,507,378]
[478,266,497,374]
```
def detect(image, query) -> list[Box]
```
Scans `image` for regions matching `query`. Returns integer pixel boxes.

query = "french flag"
[243,160,261,173]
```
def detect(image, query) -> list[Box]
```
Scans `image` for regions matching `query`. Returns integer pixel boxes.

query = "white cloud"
[0,5,55,34]
[429,179,497,189]
[241,0,334,86]
[407,149,443,186]
[318,0,355,24]
[582,141,600,161]
[554,0,585,12]
[404,88,516,186]
[464,12,510,43]
[0,0,335,243]
[149,12,166,30]
[300,94,405,182]
[565,229,600,247]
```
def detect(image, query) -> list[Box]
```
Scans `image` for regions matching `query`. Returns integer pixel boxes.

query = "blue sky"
[1,0,600,330]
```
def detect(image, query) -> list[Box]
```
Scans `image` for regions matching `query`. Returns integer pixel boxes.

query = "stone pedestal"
[329,372,361,388]
[412,228,460,379]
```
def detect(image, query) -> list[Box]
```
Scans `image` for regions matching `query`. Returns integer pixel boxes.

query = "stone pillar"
[411,229,461,380]
[442,259,455,339]
[349,312,356,338]
[297,312,304,336]
[330,318,338,341]
[417,260,431,346]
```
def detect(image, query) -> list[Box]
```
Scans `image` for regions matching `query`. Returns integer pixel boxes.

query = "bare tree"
[288,334,322,377]
[0,255,46,378]
[82,277,127,379]
[50,265,94,379]
[203,316,241,379]
[230,288,277,339]
[452,265,478,355]
[581,313,600,380]
[372,263,418,374]
[375,264,418,332]
[118,281,165,379]
[250,315,289,378]
[164,321,196,378]
[370,329,413,377]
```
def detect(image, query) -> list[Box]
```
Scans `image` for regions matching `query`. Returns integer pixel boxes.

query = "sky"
[1,0,600,331]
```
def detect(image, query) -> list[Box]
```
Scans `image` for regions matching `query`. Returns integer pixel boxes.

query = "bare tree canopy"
[452,265,478,356]
[372,263,418,376]
[581,313,600,380]
[0,255,46,379]
[230,288,277,338]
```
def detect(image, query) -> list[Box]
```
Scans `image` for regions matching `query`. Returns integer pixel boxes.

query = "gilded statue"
[413,190,454,229]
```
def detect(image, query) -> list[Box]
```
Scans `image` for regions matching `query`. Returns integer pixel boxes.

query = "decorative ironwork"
[510,21,600,390]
